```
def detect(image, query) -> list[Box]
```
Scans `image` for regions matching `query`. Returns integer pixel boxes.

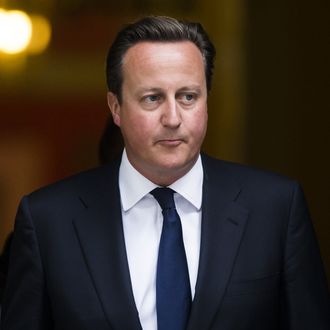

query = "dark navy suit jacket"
[1,155,330,329]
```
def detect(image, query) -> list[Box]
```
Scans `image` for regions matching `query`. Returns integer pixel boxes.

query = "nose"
[161,98,182,128]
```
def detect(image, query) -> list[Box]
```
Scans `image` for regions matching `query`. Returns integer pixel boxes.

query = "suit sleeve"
[282,183,330,329]
[1,196,53,329]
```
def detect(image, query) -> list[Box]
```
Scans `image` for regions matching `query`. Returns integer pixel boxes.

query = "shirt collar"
[119,149,203,211]
[169,156,203,210]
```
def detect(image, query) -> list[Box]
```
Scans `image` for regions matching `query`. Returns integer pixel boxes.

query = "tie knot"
[150,187,176,211]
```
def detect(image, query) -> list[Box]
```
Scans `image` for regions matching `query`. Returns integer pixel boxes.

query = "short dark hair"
[106,16,216,103]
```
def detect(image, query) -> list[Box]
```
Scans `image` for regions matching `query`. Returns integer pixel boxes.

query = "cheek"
[188,109,208,140]
[121,113,156,144]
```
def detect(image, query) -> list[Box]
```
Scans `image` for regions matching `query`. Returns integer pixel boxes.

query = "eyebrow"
[136,85,202,95]
[177,86,202,93]
[137,87,163,94]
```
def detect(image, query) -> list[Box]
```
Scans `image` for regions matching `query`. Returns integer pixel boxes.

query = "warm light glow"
[28,15,51,54]
[0,9,32,54]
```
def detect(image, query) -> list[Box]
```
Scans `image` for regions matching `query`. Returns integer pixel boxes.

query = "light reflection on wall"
[0,9,32,54]
[28,15,51,55]
[0,8,51,56]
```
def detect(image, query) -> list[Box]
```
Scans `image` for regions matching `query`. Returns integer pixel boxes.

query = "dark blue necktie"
[151,187,191,330]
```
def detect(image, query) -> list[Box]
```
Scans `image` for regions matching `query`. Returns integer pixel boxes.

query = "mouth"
[156,139,184,147]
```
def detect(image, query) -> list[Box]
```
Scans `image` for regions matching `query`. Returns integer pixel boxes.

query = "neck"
[126,154,199,187]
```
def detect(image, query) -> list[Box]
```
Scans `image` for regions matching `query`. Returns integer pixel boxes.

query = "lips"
[156,138,184,147]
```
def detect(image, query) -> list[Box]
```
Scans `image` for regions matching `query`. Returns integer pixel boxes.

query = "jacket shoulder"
[25,160,120,213]
[201,153,299,197]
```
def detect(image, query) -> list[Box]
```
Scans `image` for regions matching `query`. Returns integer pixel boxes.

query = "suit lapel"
[187,156,249,330]
[72,161,142,330]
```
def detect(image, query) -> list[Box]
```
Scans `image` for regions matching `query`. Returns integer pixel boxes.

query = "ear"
[107,92,121,127]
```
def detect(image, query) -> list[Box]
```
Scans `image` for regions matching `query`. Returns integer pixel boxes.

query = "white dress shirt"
[119,150,203,330]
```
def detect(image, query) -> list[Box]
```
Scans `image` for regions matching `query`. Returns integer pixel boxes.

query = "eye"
[184,94,194,101]
[178,92,197,105]
[140,94,163,110]
[144,94,161,103]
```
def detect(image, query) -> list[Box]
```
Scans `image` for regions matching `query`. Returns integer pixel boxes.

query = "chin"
[154,155,193,172]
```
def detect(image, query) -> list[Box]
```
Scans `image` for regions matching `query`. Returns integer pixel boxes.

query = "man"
[1,16,329,330]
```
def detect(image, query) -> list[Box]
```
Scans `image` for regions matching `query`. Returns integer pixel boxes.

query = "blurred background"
[0,0,329,283]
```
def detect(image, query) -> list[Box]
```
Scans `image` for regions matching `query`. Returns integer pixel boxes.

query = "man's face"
[108,41,208,185]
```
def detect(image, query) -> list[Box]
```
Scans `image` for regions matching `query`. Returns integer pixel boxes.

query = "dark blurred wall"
[245,1,330,279]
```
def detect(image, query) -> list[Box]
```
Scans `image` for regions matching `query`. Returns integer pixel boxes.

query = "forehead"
[121,41,206,89]
[122,41,205,71]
